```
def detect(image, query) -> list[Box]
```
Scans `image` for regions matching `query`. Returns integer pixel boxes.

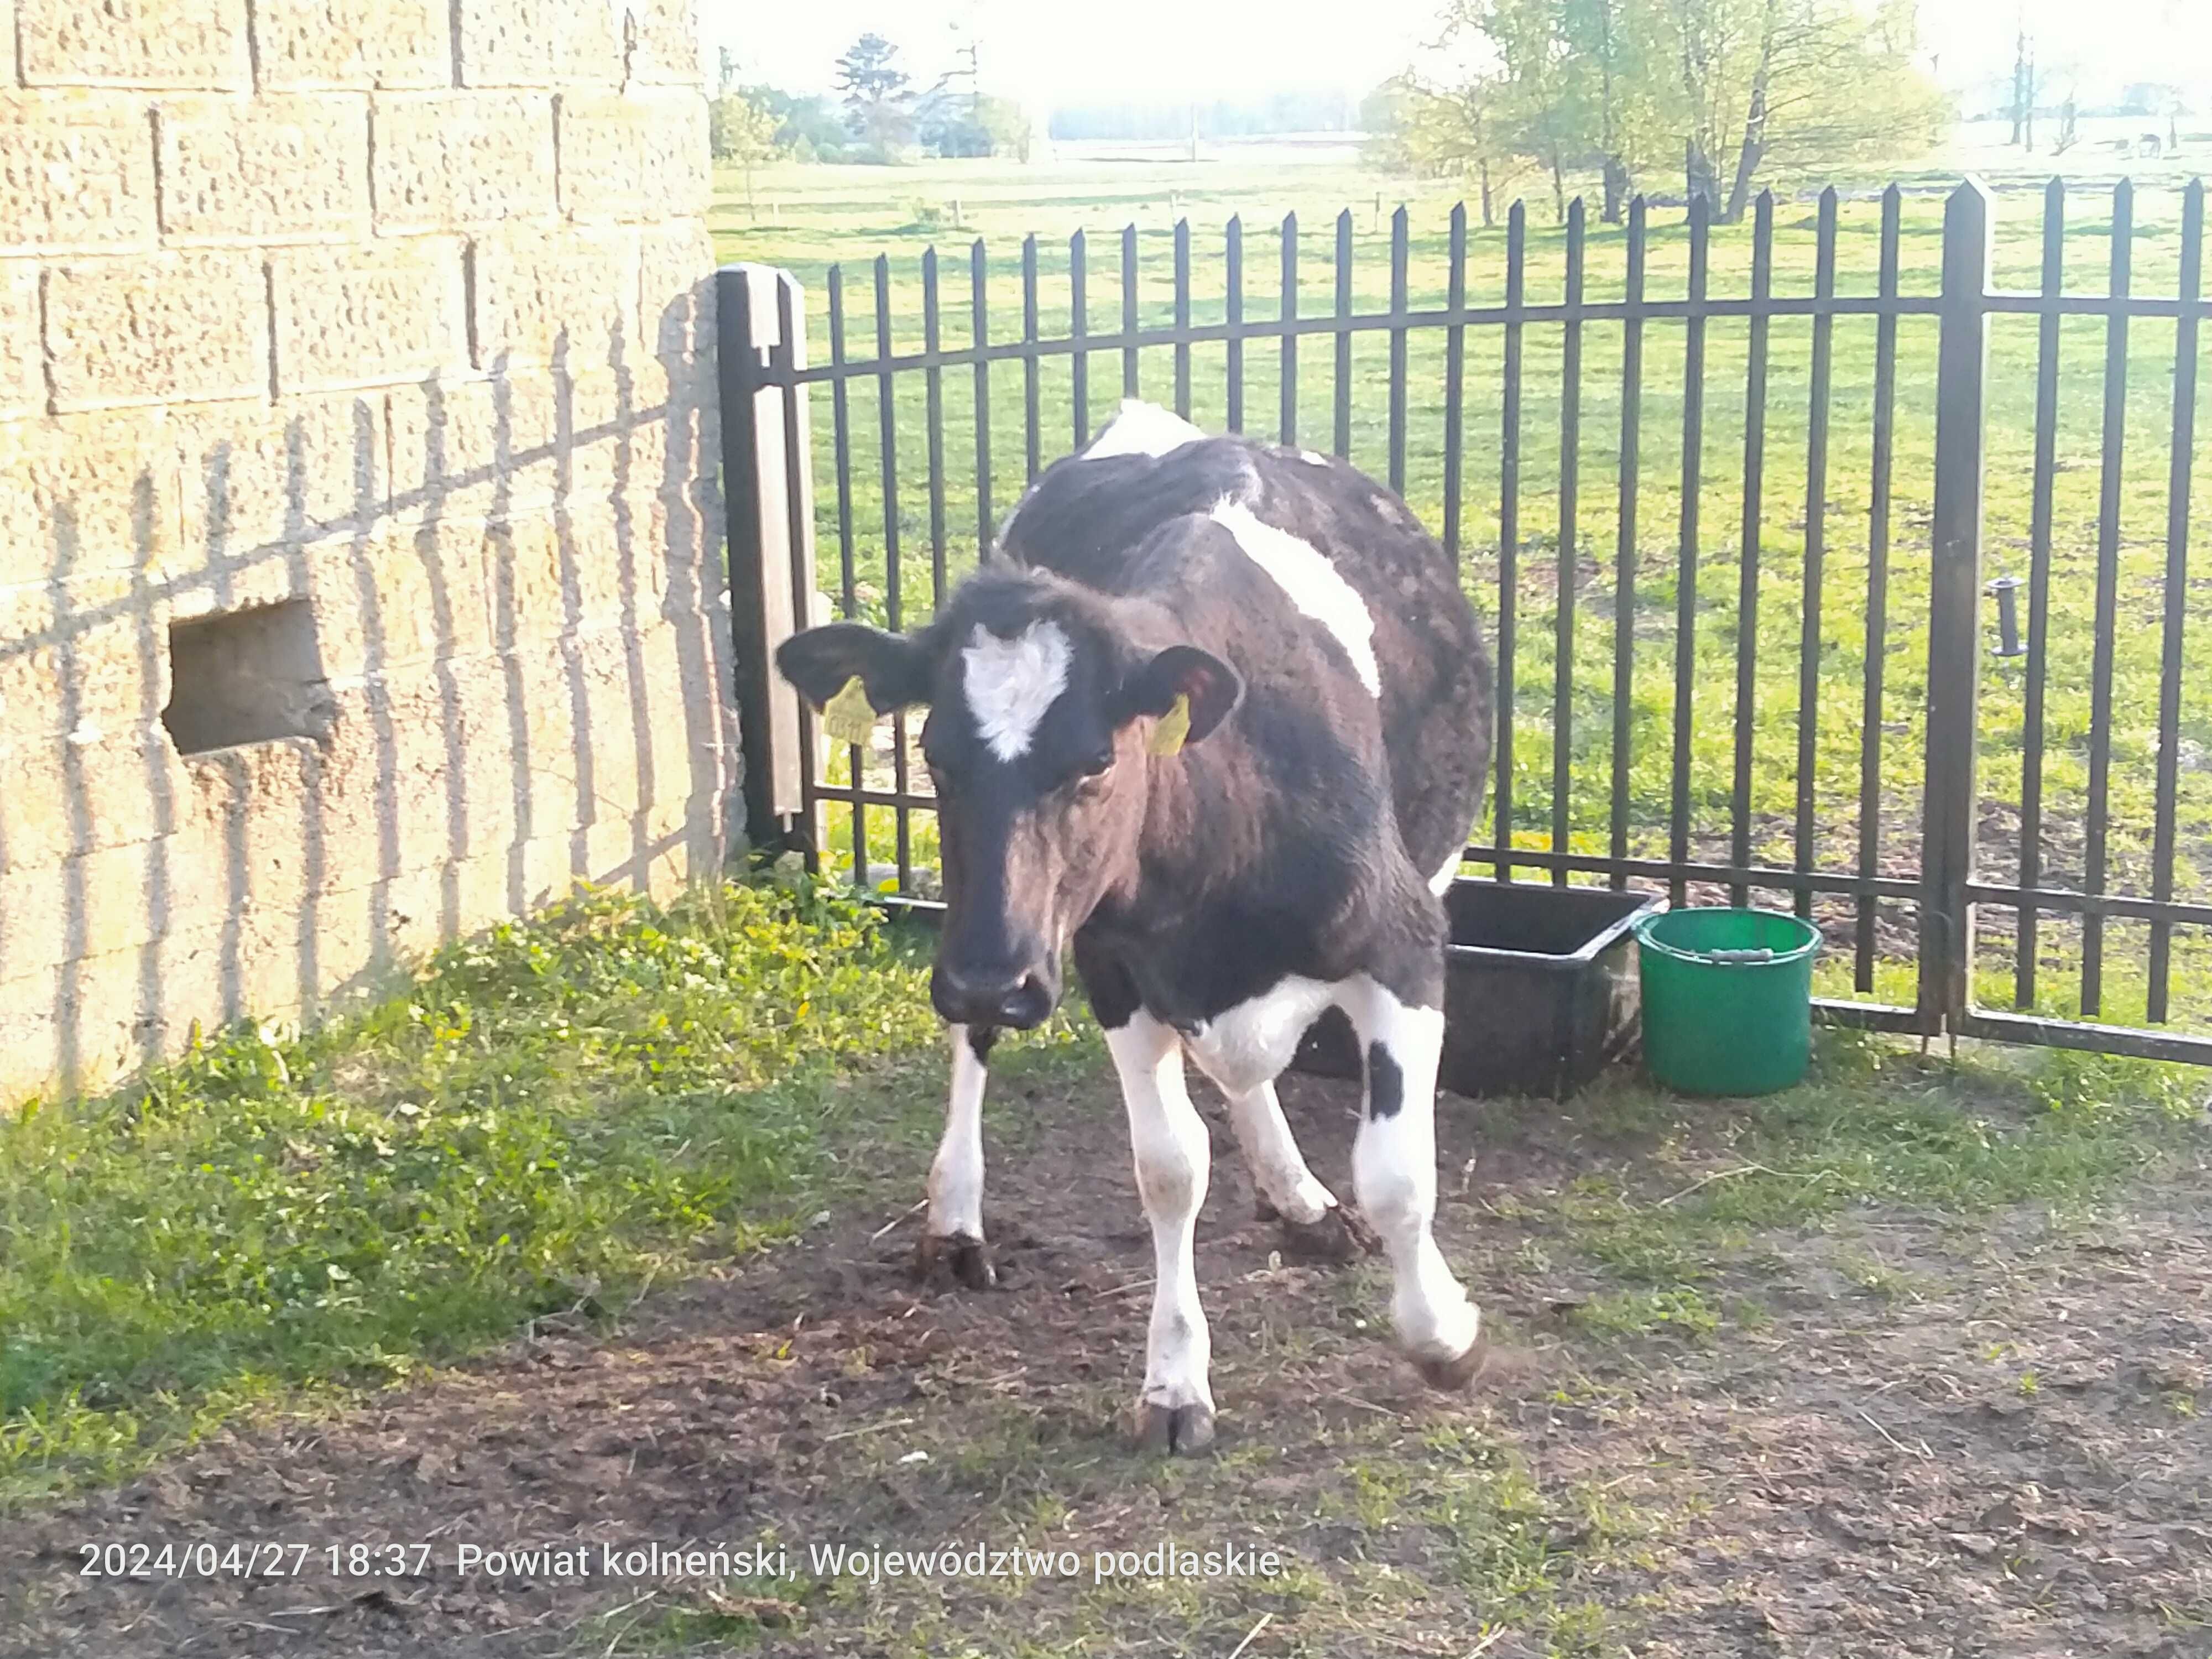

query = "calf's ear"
[1117,644,1242,747]
[776,623,934,717]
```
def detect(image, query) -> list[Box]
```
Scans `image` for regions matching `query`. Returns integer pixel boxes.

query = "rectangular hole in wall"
[163,599,333,756]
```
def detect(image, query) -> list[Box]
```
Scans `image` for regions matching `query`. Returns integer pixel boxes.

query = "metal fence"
[721,175,2212,1064]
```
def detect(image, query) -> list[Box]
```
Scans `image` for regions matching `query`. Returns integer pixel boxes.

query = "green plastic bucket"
[1635,907,1822,1096]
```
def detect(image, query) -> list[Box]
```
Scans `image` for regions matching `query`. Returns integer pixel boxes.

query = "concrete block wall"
[0,0,734,1103]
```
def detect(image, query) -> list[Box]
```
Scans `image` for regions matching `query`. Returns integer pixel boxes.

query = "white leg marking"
[1209,498,1380,696]
[961,620,1070,763]
[1084,399,1207,460]
[926,1026,988,1244]
[1104,1013,1214,1417]
[1340,976,1482,1370]
[1222,1079,1335,1226]
[1429,847,1463,896]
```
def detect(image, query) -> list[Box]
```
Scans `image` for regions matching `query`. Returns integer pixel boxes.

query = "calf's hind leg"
[1217,1078,1376,1262]
[1340,974,1485,1388]
[916,1024,997,1288]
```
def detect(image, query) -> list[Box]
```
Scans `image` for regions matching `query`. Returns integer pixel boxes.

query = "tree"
[1479,0,1589,220]
[918,90,1029,159]
[1734,0,1943,221]
[710,90,782,212]
[834,33,916,158]
[1363,72,1524,226]
[748,88,849,162]
[1657,0,1946,220]
[1380,0,1945,225]
[1561,0,1675,220]
[978,95,1031,161]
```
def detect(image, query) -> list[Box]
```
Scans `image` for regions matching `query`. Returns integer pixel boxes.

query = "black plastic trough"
[1294,880,1663,1100]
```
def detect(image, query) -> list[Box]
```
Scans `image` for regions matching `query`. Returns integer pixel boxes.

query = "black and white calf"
[778,401,1494,1451]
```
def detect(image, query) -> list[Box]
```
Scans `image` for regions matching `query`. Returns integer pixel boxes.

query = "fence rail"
[721,173,2212,1065]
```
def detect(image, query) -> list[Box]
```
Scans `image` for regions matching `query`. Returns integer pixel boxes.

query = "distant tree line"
[1367,0,1949,226]
[711,34,1029,175]
[1049,89,1359,142]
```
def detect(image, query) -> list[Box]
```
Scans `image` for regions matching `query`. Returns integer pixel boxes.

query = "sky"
[706,0,2211,109]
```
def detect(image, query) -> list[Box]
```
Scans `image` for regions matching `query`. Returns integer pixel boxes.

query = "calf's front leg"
[1103,1010,1216,1454]
[1342,974,1486,1388]
[917,1024,996,1288]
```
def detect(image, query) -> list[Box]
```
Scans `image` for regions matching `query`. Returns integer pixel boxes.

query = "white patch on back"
[1298,449,1328,466]
[1209,498,1381,697]
[961,620,1071,763]
[1084,399,1207,460]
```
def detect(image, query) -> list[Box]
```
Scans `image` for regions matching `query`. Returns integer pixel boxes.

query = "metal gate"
[720,175,2211,1062]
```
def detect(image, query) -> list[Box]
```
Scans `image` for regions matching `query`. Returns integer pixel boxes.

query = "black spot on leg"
[1366,1041,1405,1120]
[967,1025,998,1062]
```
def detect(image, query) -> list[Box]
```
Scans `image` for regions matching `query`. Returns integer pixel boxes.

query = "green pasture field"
[711,146,2212,1031]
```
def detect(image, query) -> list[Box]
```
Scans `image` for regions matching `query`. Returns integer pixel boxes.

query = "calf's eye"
[1081,748,1115,779]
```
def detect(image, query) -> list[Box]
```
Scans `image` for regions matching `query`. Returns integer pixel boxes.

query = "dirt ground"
[4,1052,2209,1658]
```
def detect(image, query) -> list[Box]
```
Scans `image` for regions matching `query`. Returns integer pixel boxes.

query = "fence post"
[1918,180,1994,1037]
[717,263,818,854]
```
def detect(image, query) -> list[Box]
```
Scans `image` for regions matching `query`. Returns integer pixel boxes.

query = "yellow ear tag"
[1147,692,1192,758]
[821,675,879,747]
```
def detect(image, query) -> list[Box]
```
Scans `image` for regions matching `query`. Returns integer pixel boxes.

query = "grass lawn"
[711,146,2212,1034]
[0,876,1095,1507]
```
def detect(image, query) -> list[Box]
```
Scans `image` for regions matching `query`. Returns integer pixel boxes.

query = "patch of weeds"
[1512,1237,1558,1276]
[1417,1432,1618,1651]
[0,877,945,1507]
[1832,1246,1926,1301]
[1345,1459,1417,1529]
[1728,1295,1775,1330]
[599,1578,820,1654]
[2026,1048,2205,1127]
[1520,1034,2205,1320]
[1572,1286,1723,1343]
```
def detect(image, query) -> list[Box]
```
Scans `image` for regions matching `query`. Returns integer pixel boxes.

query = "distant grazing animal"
[2140,133,2165,159]
[778,401,1494,1452]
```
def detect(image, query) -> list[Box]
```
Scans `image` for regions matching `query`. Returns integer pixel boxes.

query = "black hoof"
[914,1232,997,1290]
[1277,1203,1382,1264]
[1134,1400,1217,1455]
[1411,1336,1490,1392]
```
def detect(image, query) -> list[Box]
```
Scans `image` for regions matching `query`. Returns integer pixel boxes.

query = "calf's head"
[776,571,1240,1029]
